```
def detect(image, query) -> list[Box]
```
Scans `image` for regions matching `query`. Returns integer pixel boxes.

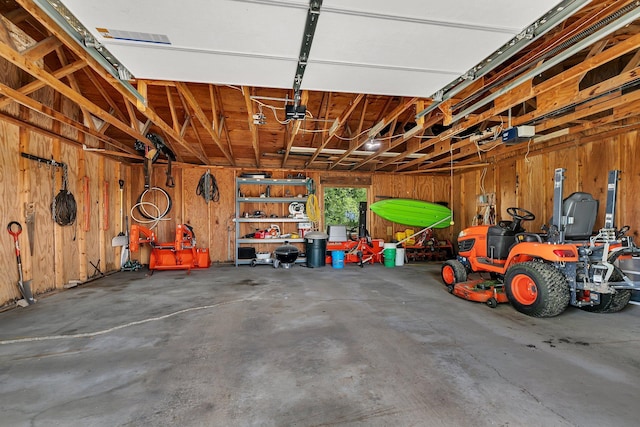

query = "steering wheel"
[506,207,535,221]
[505,207,535,232]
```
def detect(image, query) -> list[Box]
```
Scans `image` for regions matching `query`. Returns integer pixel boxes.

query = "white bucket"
[395,248,405,266]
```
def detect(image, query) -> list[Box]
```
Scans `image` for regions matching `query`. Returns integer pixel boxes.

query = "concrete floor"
[0,263,639,427]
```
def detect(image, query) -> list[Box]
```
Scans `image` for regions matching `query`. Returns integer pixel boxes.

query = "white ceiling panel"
[321,0,562,31]
[58,0,566,96]
[302,62,457,97]
[62,0,307,56]
[311,12,515,74]
[104,44,298,87]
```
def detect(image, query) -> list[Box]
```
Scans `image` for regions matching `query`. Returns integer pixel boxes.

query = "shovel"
[112,179,128,247]
[7,221,35,305]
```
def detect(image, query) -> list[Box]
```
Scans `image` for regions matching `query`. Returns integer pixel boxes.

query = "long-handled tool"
[7,221,35,305]
[112,179,128,248]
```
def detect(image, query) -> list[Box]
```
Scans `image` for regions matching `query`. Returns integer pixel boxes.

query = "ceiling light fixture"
[365,138,381,151]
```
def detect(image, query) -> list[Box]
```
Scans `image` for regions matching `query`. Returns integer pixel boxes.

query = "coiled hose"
[305,178,320,224]
[131,187,172,229]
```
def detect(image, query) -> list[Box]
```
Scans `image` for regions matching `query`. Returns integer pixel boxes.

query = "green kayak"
[370,198,452,228]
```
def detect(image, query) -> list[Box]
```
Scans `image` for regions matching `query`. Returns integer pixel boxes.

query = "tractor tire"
[505,262,570,318]
[441,260,467,286]
[580,270,632,313]
[602,290,632,313]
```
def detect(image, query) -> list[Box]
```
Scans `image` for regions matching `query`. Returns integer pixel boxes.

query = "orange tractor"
[441,168,640,317]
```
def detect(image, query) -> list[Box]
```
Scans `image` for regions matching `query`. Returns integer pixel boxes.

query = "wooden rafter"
[389,30,640,172]
[166,85,181,133]
[176,82,234,165]
[21,35,60,60]
[15,0,209,165]
[0,59,85,109]
[334,96,419,170]
[54,46,94,130]
[211,85,234,159]
[0,38,164,147]
[0,110,142,161]
[242,86,260,167]
[359,110,441,171]
[0,80,138,155]
[327,95,369,169]
[80,67,127,124]
[307,93,364,166]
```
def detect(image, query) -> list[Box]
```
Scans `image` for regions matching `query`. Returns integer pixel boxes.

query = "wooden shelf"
[235,217,310,223]
[238,197,308,203]
[237,238,305,244]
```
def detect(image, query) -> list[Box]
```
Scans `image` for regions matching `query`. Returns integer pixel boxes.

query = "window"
[323,187,367,232]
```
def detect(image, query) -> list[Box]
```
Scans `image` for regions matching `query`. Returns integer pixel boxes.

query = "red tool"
[7,221,35,304]
[129,224,211,272]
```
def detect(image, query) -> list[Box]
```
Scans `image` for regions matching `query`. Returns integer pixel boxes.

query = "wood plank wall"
[0,101,125,305]
[3,121,640,307]
[452,131,640,242]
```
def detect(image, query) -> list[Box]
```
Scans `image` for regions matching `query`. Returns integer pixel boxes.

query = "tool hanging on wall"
[7,221,35,305]
[165,157,175,188]
[112,180,129,248]
[143,157,152,189]
[196,169,220,203]
[51,164,77,227]
[21,152,76,227]
[24,202,35,256]
[103,181,109,230]
[82,176,90,232]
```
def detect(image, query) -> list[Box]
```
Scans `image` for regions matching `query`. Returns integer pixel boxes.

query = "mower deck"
[448,279,509,308]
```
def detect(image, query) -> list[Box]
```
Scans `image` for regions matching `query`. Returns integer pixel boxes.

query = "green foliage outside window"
[323,187,367,231]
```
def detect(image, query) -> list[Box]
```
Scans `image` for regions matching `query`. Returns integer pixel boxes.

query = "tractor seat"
[549,192,599,240]
[487,225,518,259]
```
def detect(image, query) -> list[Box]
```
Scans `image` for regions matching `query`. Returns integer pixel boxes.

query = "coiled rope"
[51,165,76,227]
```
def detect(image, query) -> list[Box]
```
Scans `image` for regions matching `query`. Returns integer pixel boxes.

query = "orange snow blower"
[129,224,210,272]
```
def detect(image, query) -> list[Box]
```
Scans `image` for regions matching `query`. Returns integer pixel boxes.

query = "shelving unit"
[235,177,310,266]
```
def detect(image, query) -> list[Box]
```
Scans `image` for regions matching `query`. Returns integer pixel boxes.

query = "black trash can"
[305,231,328,268]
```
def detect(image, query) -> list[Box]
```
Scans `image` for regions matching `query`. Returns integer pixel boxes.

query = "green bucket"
[383,244,396,268]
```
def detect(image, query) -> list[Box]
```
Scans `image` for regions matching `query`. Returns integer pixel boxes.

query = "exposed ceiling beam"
[0,37,162,148]
[0,59,85,109]
[166,86,181,133]
[80,67,127,124]
[212,85,235,159]
[176,82,234,165]
[16,0,209,164]
[21,35,60,60]
[364,112,442,171]
[242,86,261,167]
[392,30,640,172]
[0,110,141,162]
[332,96,419,170]
[54,46,94,129]
[0,80,138,155]
[307,93,364,166]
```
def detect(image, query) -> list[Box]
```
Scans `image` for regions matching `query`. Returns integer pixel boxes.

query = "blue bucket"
[331,250,345,269]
